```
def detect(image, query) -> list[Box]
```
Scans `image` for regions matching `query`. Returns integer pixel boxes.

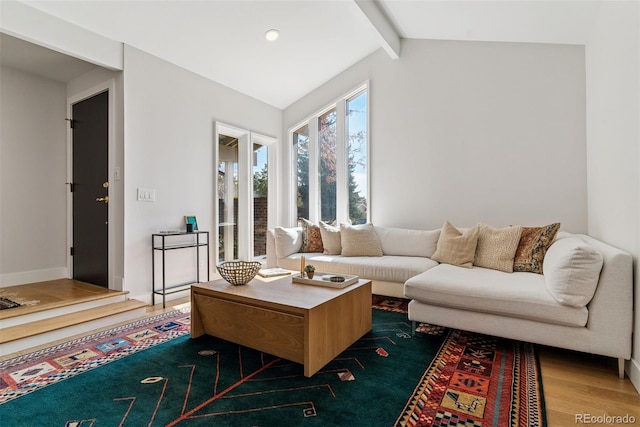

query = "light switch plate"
[137,188,155,202]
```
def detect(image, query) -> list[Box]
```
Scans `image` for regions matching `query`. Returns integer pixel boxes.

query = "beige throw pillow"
[340,223,383,257]
[474,224,523,272]
[319,222,342,255]
[431,221,479,268]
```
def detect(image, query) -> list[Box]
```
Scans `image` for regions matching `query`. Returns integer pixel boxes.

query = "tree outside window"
[293,87,368,225]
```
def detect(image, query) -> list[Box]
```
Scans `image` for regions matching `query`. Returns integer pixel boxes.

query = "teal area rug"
[0,298,546,426]
[0,304,445,426]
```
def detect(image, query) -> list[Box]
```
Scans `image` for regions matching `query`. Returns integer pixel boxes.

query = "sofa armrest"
[579,234,633,359]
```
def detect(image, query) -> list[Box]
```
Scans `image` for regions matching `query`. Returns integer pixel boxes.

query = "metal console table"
[152,231,210,308]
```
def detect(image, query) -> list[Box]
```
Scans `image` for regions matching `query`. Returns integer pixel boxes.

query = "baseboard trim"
[628,357,640,394]
[0,268,68,287]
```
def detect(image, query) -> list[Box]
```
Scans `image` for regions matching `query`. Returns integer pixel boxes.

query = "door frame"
[66,79,116,289]
[214,122,278,264]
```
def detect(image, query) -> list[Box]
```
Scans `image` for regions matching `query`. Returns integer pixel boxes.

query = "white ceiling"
[6,0,602,109]
[0,32,97,82]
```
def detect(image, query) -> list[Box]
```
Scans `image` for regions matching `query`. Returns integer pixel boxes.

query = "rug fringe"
[0,291,39,307]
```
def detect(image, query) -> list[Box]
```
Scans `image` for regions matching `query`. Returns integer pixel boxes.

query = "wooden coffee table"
[190,275,372,377]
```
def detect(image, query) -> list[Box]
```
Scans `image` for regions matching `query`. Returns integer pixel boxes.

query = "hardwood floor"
[1,281,638,425]
[0,279,125,319]
[539,347,640,425]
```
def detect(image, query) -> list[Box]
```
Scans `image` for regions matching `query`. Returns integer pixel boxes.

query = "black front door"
[72,91,109,287]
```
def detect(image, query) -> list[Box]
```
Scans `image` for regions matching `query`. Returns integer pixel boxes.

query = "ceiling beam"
[353,0,400,59]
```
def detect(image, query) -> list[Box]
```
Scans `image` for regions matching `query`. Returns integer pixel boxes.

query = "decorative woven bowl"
[217,261,262,285]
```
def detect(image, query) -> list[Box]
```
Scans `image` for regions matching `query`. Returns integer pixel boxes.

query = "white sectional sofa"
[266,224,633,378]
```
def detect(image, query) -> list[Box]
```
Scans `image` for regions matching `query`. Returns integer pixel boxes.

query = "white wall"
[123,46,282,302]
[0,66,68,285]
[586,1,640,389]
[1,1,126,288]
[284,39,587,232]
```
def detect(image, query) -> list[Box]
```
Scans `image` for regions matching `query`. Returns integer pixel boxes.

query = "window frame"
[289,82,370,226]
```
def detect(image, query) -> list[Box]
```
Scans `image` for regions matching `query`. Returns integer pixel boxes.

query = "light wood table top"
[191,275,372,377]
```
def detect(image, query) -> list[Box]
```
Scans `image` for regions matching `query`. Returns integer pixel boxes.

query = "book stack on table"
[257,268,292,278]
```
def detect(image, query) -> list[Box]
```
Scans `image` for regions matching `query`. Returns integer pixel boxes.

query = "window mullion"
[237,134,252,261]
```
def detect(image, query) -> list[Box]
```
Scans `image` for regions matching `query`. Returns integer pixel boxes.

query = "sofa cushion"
[543,237,603,307]
[375,226,440,258]
[273,226,302,258]
[474,224,522,273]
[340,223,383,257]
[404,264,588,327]
[513,223,560,274]
[431,221,479,268]
[299,218,324,253]
[319,222,341,254]
[278,253,438,283]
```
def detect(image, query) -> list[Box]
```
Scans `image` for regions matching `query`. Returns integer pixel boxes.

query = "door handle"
[96,196,109,203]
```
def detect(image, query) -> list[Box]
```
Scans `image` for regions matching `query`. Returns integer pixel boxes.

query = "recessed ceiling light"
[265,29,279,41]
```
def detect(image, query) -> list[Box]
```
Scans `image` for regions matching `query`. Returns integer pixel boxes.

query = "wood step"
[0,299,148,357]
[1,293,130,329]
[0,280,128,321]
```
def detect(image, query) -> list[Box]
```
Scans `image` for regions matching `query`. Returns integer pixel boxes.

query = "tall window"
[319,109,337,223]
[347,91,368,224]
[218,135,238,262]
[253,144,268,259]
[293,125,310,220]
[292,84,368,224]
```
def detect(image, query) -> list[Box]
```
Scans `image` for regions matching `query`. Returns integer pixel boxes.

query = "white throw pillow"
[273,226,302,259]
[319,222,342,255]
[543,237,603,307]
[340,223,383,257]
[375,226,440,258]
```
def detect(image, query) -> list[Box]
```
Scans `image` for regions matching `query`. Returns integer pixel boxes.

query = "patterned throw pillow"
[298,218,324,253]
[513,223,561,274]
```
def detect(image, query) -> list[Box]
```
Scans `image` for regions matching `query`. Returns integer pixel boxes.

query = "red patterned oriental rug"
[395,329,545,427]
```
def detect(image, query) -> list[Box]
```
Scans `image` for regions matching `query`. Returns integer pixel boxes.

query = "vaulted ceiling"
[3,0,601,109]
